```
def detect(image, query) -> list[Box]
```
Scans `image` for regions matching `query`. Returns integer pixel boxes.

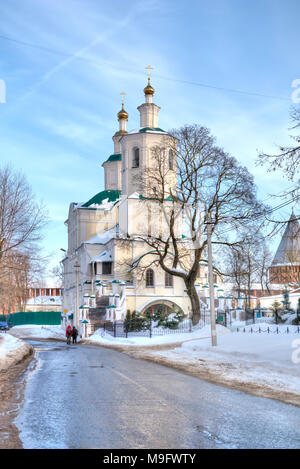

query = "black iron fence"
[103,318,204,338]
[235,326,300,334]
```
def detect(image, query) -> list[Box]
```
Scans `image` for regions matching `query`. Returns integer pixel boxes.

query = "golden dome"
[117,104,128,120]
[144,82,155,95]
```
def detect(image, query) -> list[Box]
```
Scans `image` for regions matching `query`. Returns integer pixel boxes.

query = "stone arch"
[138,298,187,317]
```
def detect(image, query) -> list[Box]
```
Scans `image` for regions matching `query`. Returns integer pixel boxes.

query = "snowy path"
[15,339,300,449]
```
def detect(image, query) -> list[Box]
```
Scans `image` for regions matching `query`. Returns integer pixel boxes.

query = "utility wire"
[0,33,291,102]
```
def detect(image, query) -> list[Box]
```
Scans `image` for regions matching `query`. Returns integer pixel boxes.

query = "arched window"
[165,272,173,287]
[168,149,174,170]
[146,268,154,287]
[132,147,140,168]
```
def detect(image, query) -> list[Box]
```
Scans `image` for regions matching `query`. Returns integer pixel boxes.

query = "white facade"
[62,78,223,334]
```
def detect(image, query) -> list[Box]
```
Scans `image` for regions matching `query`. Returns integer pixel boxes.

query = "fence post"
[114,322,116,337]
[253,309,255,324]
[149,316,152,338]
[189,319,192,333]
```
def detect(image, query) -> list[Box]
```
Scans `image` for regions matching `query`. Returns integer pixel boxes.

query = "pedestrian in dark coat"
[72,326,78,344]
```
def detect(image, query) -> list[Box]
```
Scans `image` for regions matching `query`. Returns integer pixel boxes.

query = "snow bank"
[87,322,300,405]
[9,325,67,340]
[140,325,300,406]
[0,333,32,371]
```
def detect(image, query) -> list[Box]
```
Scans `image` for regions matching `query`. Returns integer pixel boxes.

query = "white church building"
[62,73,224,334]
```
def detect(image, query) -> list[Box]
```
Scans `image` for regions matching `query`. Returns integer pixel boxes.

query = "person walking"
[72,326,78,344]
[66,325,73,345]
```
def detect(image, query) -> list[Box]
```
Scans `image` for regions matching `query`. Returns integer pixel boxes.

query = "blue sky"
[0,0,299,279]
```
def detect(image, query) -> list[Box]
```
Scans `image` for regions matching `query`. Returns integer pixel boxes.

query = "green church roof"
[139,127,167,133]
[105,154,122,163]
[82,189,121,208]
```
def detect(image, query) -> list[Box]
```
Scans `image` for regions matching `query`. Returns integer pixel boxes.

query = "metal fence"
[235,326,300,334]
[103,318,204,338]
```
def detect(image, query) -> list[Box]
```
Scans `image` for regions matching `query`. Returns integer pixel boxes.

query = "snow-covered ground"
[0,332,32,371]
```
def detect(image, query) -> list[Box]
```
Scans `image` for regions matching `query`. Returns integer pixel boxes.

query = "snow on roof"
[88,198,119,210]
[84,226,117,245]
[128,192,140,199]
[90,250,113,263]
[81,190,121,209]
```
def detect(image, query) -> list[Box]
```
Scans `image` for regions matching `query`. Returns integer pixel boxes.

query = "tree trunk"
[186,281,201,325]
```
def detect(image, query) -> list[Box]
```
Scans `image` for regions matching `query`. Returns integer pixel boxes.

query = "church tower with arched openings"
[111,67,177,198]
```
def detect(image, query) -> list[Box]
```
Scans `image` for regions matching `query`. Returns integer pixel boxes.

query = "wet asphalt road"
[15,339,300,449]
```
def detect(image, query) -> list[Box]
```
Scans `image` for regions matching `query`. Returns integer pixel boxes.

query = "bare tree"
[51,261,64,288]
[224,228,273,307]
[0,164,48,312]
[258,106,300,182]
[129,124,266,324]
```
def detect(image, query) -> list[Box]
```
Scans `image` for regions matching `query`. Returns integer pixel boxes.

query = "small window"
[165,272,173,287]
[146,269,154,287]
[168,149,174,170]
[132,148,140,168]
[102,262,112,275]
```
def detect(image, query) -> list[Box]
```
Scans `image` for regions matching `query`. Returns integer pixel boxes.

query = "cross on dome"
[144,65,155,96]
[117,91,128,121]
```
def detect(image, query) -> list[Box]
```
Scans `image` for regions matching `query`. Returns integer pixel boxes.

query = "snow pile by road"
[140,324,300,406]
[9,325,66,340]
[85,324,230,348]
[0,333,32,371]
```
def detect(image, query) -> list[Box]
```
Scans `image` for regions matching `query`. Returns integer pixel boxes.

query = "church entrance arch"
[139,299,186,317]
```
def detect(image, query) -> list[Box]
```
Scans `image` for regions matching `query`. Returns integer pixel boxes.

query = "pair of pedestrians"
[65,325,79,344]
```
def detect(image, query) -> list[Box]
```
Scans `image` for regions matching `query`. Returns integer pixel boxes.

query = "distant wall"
[7,311,61,326]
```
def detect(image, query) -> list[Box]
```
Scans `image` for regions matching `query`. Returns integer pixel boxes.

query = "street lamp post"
[74,262,80,329]
[206,212,217,346]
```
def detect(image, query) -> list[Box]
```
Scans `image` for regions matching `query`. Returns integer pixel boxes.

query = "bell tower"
[118,68,177,198]
[137,66,161,128]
